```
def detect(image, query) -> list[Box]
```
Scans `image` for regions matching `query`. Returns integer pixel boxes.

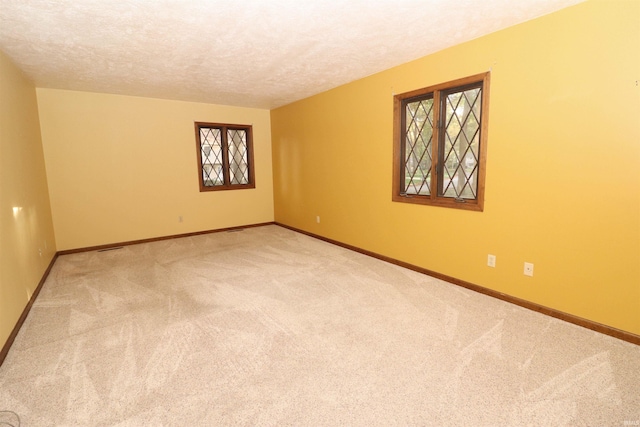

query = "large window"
[195,122,255,192]
[392,72,490,211]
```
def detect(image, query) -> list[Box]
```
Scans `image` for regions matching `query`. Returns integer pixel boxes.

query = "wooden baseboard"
[3,219,635,369]
[0,253,59,367]
[58,221,276,255]
[275,222,640,346]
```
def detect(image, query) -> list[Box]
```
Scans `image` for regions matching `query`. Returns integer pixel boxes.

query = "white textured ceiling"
[0,0,583,109]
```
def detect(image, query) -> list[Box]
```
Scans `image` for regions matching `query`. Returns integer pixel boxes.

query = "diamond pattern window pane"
[200,128,224,186]
[227,129,249,185]
[197,123,254,191]
[403,97,433,195]
[440,86,482,199]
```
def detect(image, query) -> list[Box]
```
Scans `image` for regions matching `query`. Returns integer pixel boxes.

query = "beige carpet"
[0,225,639,426]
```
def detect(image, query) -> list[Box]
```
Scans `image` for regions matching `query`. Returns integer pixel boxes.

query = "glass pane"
[403,97,433,195]
[227,129,249,185]
[200,128,224,186]
[440,86,482,199]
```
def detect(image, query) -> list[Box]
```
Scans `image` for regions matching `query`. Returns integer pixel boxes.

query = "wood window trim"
[392,72,490,211]
[195,122,256,192]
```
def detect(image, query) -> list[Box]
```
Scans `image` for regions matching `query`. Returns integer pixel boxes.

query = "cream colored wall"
[37,89,274,251]
[271,1,640,335]
[0,50,57,348]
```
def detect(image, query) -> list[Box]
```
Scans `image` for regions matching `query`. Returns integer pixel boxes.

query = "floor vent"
[97,246,124,252]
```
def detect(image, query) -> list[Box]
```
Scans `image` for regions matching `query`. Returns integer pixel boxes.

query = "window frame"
[392,72,490,211]
[194,122,255,192]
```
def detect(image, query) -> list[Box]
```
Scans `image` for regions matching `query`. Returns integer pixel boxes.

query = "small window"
[195,122,255,191]
[392,72,490,211]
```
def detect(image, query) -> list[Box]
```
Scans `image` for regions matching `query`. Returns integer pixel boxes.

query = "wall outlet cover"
[524,262,534,277]
[487,254,496,267]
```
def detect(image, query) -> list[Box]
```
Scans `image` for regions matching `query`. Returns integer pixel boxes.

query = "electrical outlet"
[524,262,534,277]
[487,254,496,267]
[316,216,320,224]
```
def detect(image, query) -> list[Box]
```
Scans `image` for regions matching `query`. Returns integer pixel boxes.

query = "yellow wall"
[271,1,640,334]
[37,89,274,251]
[0,51,57,348]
